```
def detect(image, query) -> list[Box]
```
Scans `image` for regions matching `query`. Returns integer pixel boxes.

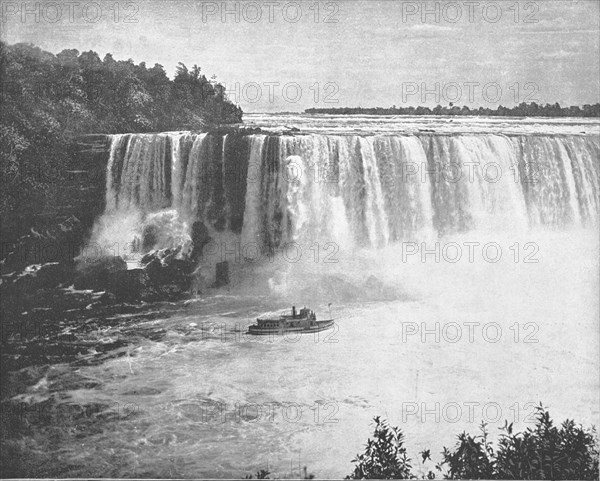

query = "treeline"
[1,42,242,135]
[0,41,242,243]
[306,102,600,117]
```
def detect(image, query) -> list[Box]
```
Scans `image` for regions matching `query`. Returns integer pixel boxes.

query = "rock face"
[1,136,110,270]
[0,135,216,303]
[0,216,84,275]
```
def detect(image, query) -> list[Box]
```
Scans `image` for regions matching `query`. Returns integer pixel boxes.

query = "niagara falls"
[1,1,599,479]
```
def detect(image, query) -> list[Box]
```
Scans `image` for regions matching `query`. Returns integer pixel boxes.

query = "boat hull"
[247,319,334,336]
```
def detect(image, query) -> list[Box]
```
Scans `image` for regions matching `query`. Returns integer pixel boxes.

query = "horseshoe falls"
[100,131,599,250]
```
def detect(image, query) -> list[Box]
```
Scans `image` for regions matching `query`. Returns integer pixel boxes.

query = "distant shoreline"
[304,103,600,118]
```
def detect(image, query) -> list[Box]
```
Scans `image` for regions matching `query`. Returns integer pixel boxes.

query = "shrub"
[348,406,599,479]
[441,405,599,479]
[347,416,413,479]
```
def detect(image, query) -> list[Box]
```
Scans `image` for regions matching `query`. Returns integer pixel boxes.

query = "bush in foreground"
[346,405,599,479]
[347,416,413,479]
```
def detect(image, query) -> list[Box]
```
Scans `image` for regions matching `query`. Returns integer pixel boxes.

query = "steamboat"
[247,306,334,336]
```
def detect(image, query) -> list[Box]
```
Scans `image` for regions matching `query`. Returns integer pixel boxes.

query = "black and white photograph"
[1,0,599,478]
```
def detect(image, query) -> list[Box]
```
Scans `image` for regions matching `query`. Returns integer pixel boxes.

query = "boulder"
[107,268,151,302]
[141,224,158,252]
[139,248,196,299]
[214,261,230,288]
[74,255,127,290]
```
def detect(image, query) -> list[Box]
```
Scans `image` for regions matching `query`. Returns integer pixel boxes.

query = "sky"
[1,0,599,112]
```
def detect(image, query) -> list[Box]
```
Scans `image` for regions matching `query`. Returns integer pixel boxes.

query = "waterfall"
[100,132,599,252]
[241,135,267,247]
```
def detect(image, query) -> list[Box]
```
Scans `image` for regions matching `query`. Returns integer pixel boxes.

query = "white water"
[95,122,599,253]
[24,228,599,478]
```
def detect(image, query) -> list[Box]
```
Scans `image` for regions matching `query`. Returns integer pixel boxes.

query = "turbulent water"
[5,115,600,478]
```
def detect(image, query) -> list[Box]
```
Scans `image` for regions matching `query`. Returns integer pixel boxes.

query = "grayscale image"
[1,0,599,478]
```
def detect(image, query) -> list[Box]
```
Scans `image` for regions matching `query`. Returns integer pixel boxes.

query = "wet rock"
[73,256,127,291]
[0,263,73,298]
[0,262,72,304]
[214,261,230,288]
[190,221,212,262]
[0,216,83,275]
[108,268,151,302]
[141,247,179,265]
[142,224,158,252]
[190,266,207,294]
[139,248,196,300]
[21,263,72,290]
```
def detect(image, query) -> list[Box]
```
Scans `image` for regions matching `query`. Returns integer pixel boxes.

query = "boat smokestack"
[292,306,296,318]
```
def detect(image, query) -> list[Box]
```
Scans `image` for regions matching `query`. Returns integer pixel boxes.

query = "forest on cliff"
[0,41,242,242]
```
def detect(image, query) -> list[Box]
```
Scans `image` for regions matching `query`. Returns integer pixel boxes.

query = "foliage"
[244,469,271,479]
[1,42,241,135]
[441,423,496,479]
[441,405,599,479]
[347,416,413,479]
[306,102,600,117]
[347,407,599,479]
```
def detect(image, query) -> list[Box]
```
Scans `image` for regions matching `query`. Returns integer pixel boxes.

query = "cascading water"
[98,131,599,254]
